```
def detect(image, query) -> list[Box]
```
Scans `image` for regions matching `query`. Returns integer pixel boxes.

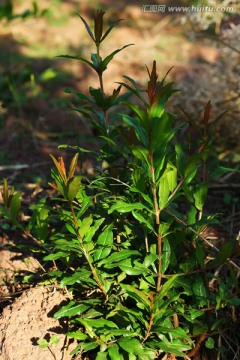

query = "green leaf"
[84,218,105,243]
[208,242,234,267]
[121,114,148,146]
[67,331,88,340]
[157,340,191,357]
[132,147,150,167]
[108,200,149,214]
[89,87,106,107]
[154,274,179,309]
[78,216,93,238]
[96,353,108,360]
[101,19,123,43]
[118,338,145,356]
[184,154,200,178]
[192,275,207,302]
[29,201,49,241]
[77,196,94,218]
[94,225,113,261]
[57,54,96,71]
[132,211,155,233]
[188,205,197,225]
[82,318,118,329]
[64,88,94,102]
[50,335,60,345]
[100,44,134,73]
[117,259,149,275]
[121,284,150,309]
[98,250,139,266]
[159,175,170,209]
[78,14,95,41]
[60,270,87,287]
[43,252,69,261]
[205,337,215,349]
[193,183,208,211]
[196,241,205,268]
[54,301,91,319]
[162,237,171,274]
[37,339,48,348]
[209,166,234,181]
[175,143,186,177]
[9,192,21,220]
[108,344,123,360]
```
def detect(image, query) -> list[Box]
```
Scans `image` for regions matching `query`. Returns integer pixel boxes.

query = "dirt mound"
[0,286,76,360]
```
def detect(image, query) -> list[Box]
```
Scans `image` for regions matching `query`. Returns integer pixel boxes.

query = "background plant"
[1,9,240,360]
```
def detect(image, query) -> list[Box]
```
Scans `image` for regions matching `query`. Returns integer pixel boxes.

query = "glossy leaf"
[121,284,151,309]
[9,192,21,220]
[108,344,123,360]
[161,237,171,274]
[154,274,179,309]
[98,250,139,266]
[193,183,208,211]
[67,331,88,340]
[118,338,145,356]
[108,200,148,214]
[94,225,113,261]
[67,176,82,202]
[54,301,92,319]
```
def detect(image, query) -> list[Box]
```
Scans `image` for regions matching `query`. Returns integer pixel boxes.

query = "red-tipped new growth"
[94,9,105,46]
[146,60,158,104]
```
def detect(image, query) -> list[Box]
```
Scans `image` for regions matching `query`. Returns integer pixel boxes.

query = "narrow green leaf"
[162,237,171,274]
[9,192,21,220]
[98,250,139,266]
[68,153,79,179]
[196,241,205,268]
[159,175,170,209]
[43,252,68,261]
[94,225,113,261]
[67,176,82,202]
[78,14,95,41]
[192,275,207,300]
[132,147,150,167]
[57,55,96,71]
[67,331,88,340]
[108,200,148,214]
[77,196,94,218]
[100,44,134,72]
[118,338,145,356]
[132,211,155,233]
[121,284,150,309]
[54,301,91,319]
[108,344,123,360]
[193,183,208,211]
[78,216,93,238]
[154,274,179,308]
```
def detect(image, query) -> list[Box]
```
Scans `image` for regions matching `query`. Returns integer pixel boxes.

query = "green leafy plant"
[1,9,240,360]
[37,335,60,360]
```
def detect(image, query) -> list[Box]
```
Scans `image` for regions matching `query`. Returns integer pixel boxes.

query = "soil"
[0,286,77,360]
[0,1,239,359]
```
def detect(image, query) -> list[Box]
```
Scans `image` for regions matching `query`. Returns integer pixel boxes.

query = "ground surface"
[0,1,239,359]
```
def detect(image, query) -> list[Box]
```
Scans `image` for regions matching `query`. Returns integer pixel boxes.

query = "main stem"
[149,150,162,292]
[96,45,109,135]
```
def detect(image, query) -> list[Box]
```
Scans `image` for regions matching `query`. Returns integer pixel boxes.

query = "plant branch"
[70,203,108,300]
